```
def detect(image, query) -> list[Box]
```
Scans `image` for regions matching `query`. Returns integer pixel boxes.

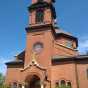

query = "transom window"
[36,8,44,24]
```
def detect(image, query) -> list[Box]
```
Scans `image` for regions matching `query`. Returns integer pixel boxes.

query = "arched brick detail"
[24,72,43,82]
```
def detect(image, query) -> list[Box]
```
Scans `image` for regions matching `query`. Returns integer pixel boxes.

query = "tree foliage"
[0,73,10,88]
[0,73,4,85]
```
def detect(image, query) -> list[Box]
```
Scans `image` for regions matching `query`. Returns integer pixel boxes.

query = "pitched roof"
[6,51,25,66]
[54,27,77,39]
[5,60,24,65]
[55,29,72,36]
[54,27,78,47]
[15,51,25,61]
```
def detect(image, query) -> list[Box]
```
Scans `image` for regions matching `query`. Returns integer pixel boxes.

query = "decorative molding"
[25,23,54,33]
[20,59,46,72]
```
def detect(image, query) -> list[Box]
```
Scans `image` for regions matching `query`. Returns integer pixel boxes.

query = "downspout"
[75,62,79,88]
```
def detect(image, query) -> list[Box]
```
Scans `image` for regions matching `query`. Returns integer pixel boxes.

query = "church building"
[5,0,88,88]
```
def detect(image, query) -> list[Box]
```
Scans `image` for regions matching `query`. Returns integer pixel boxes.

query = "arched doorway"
[25,75,41,88]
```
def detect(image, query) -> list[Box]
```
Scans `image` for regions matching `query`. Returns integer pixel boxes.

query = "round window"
[33,42,43,53]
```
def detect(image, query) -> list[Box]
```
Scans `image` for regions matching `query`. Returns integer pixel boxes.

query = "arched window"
[55,80,72,88]
[60,80,66,87]
[12,82,17,88]
[55,82,59,88]
[36,8,44,24]
[8,83,11,88]
[18,84,22,88]
[67,82,72,88]
[61,80,66,85]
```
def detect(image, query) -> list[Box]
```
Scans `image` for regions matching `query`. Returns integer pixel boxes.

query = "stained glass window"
[36,8,44,23]
[33,42,43,53]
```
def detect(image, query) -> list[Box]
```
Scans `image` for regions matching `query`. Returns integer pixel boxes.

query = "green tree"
[0,73,4,85]
[0,73,10,88]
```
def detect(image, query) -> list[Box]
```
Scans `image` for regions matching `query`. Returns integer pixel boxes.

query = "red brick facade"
[5,0,88,88]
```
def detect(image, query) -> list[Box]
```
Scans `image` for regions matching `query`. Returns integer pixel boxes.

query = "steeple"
[28,0,56,26]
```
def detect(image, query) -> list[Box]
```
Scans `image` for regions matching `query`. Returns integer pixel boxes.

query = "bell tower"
[25,0,57,66]
[28,0,56,26]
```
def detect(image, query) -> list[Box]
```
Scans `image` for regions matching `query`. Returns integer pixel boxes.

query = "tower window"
[36,8,44,24]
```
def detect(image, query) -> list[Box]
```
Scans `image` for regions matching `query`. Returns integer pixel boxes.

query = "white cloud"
[78,39,88,54]
[0,57,14,75]
[79,40,88,47]
[0,57,12,64]
[0,50,22,75]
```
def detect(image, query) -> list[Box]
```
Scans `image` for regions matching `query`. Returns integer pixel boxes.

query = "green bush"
[56,85,71,88]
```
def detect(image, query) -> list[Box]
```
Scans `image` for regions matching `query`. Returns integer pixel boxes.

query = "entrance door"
[25,75,41,88]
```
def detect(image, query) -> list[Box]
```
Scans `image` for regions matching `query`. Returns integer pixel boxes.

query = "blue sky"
[0,0,88,75]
